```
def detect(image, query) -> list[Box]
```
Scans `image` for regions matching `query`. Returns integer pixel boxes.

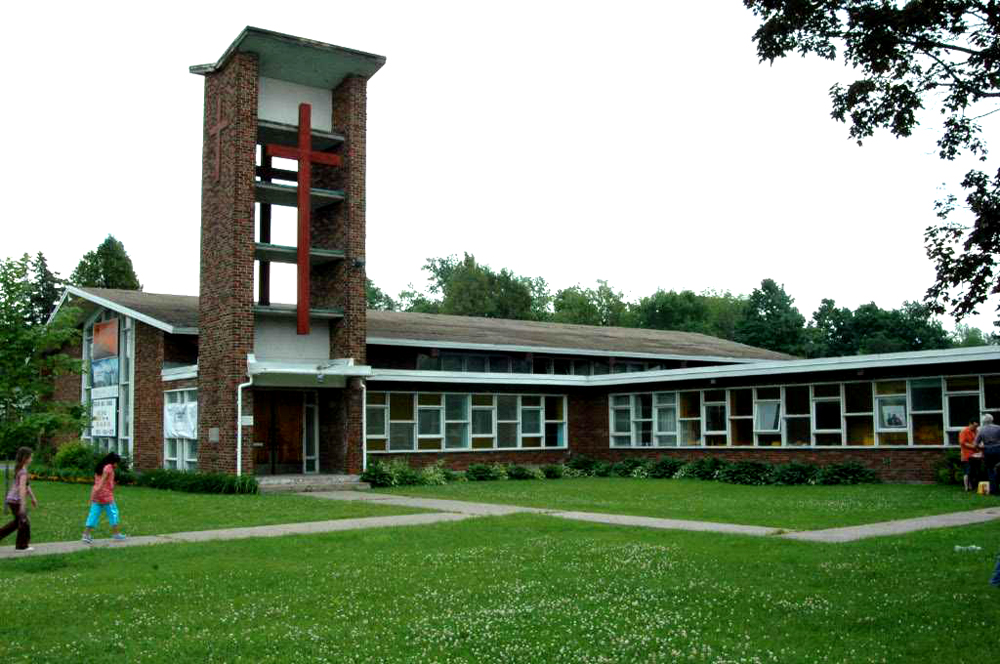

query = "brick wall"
[197,51,259,475]
[132,322,165,471]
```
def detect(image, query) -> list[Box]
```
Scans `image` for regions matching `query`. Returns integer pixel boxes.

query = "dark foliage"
[815,462,882,486]
[649,456,686,479]
[541,464,565,479]
[771,462,821,486]
[506,464,537,480]
[360,459,394,487]
[717,461,774,486]
[683,457,732,481]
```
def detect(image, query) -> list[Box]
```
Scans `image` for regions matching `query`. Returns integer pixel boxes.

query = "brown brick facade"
[197,52,259,475]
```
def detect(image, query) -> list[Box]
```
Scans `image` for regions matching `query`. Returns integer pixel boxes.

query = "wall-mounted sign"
[92,398,118,437]
[165,401,198,440]
[91,357,119,389]
[92,319,119,359]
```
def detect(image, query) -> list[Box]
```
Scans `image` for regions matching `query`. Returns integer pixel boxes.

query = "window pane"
[612,395,630,408]
[815,433,842,447]
[655,392,676,406]
[418,393,442,406]
[472,409,493,435]
[442,355,464,372]
[656,406,677,433]
[655,434,678,447]
[418,408,441,435]
[813,384,839,398]
[785,386,810,415]
[472,394,493,407]
[878,396,907,429]
[611,435,631,447]
[729,389,752,417]
[511,358,531,373]
[592,361,609,375]
[634,394,652,420]
[634,420,652,446]
[389,393,413,421]
[786,417,810,446]
[844,382,873,414]
[572,360,592,376]
[416,354,441,370]
[846,416,875,446]
[912,413,944,445]
[756,387,780,400]
[704,390,725,403]
[445,422,469,449]
[679,392,701,419]
[366,407,385,436]
[613,408,631,434]
[730,419,753,446]
[497,395,518,421]
[545,423,565,447]
[497,422,518,448]
[445,394,468,421]
[680,420,701,446]
[389,423,414,450]
[522,395,541,407]
[755,403,780,431]
[522,409,541,434]
[466,356,487,372]
[705,404,726,433]
[910,379,942,411]
[947,394,980,428]
[489,356,510,373]
[533,357,551,374]
[367,392,386,405]
[876,381,906,395]
[553,359,571,375]
[815,400,842,431]
[545,396,564,421]
[946,376,979,392]
[984,375,1000,409]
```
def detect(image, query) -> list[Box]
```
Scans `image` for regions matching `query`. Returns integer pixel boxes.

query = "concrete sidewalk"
[781,507,1000,543]
[0,512,472,559]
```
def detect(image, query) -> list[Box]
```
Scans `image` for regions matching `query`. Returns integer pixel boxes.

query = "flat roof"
[190,26,386,89]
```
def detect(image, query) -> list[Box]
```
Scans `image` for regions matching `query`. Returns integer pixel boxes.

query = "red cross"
[265,103,342,335]
[208,97,230,182]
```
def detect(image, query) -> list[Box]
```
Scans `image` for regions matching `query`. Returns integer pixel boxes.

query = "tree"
[734,279,807,355]
[0,255,84,458]
[366,279,398,311]
[951,322,997,346]
[806,298,954,356]
[29,252,62,327]
[553,281,631,327]
[744,1,1000,323]
[70,235,142,290]
[632,289,711,333]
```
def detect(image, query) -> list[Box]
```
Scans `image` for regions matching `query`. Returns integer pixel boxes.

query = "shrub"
[466,463,508,481]
[611,458,647,477]
[717,460,773,486]
[816,462,882,485]
[418,461,448,486]
[541,464,565,479]
[566,454,597,474]
[649,456,685,479]
[592,460,613,477]
[133,469,258,494]
[506,464,537,480]
[442,467,466,482]
[771,462,820,486]
[933,449,963,485]
[360,459,394,487]
[684,457,731,480]
[387,459,422,486]
[52,441,98,471]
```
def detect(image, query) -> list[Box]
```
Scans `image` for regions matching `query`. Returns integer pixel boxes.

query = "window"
[366,392,567,452]
[875,382,907,434]
[812,384,842,446]
[164,389,198,471]
[655,393,678,446]
[679,392,702,446]
[84,311,134,458]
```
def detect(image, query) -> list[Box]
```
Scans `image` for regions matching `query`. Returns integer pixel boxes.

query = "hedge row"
[361,455,882,488]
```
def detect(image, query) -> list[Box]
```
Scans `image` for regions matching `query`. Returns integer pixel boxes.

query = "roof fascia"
[366,337,767,364]
[369,369,590,386]
[61,286,193,335]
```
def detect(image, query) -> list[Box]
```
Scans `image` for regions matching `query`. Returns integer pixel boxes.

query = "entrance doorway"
[253,390,319,475]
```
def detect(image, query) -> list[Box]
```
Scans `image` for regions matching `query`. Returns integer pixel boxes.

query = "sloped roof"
[366,311,794,362]
[57,288,792,361]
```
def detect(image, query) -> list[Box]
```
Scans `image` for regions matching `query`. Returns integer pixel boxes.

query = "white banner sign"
[164,401,198,440]
[91,398,118,438]
[91,385,119,400]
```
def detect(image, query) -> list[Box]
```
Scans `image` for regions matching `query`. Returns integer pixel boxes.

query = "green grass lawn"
[0,514,997,663]
[4,481,426,544]
[380,477,1000,530]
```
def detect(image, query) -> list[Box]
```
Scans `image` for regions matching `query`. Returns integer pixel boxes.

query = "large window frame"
[82,310,135,459]
[366,392,569,452]
[164,388,198,471]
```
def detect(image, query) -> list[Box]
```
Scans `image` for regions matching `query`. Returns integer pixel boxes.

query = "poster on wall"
[164,401,198,440]
[92,319,119,359]
[91,357,119,388]
[92,398,118,437]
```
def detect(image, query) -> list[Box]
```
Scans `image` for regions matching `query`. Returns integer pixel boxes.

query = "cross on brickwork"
[208,96,230,182]
[265,103,342,335]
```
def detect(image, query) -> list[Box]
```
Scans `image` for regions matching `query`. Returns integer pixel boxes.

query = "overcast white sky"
[2,0,996,332]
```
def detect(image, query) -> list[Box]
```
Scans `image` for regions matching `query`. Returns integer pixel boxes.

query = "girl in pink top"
[1,447,38,552]
[81,452,127,543]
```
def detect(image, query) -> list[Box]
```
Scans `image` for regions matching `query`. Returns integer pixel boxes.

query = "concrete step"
[257,474,370,494]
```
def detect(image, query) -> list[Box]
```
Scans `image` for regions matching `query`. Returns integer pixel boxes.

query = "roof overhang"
[53,286,197,336]
[366,337,770,365]
[190,26,386,89]
[368,346,1000,387]
[247,355,372,388]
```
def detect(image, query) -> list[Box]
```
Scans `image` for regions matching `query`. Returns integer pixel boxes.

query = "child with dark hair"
[81,452,127,543]
[1,447,38,552]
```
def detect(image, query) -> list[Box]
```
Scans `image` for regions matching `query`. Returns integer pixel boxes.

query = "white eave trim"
[369,346,1000,388]
[162,365,198,381]
[58,285,197,335]
[365,337,773,364]
[248,357,373,378]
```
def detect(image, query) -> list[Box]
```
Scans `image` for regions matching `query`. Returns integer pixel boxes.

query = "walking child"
[1,447,38,552]
[81,452,127,543]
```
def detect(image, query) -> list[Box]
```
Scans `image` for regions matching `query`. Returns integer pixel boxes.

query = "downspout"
[236,374,254,477]
[361,379,367,473]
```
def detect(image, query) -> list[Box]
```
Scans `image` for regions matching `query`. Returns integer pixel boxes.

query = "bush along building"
[49,27,1000,483]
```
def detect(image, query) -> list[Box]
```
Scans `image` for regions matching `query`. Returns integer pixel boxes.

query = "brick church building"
[50,27,1000,483]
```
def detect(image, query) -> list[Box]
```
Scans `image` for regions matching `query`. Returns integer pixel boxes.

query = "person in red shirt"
[959,419,981,492]
[81,453,127,543]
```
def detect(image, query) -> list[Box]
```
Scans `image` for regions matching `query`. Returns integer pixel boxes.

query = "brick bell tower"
[190,28,385,475]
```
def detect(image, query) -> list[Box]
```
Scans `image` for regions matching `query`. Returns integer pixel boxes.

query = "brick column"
[132,322,164,471]
[197,52,259,475]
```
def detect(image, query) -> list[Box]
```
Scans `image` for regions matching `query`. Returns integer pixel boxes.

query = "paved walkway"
[3,492,999,559]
